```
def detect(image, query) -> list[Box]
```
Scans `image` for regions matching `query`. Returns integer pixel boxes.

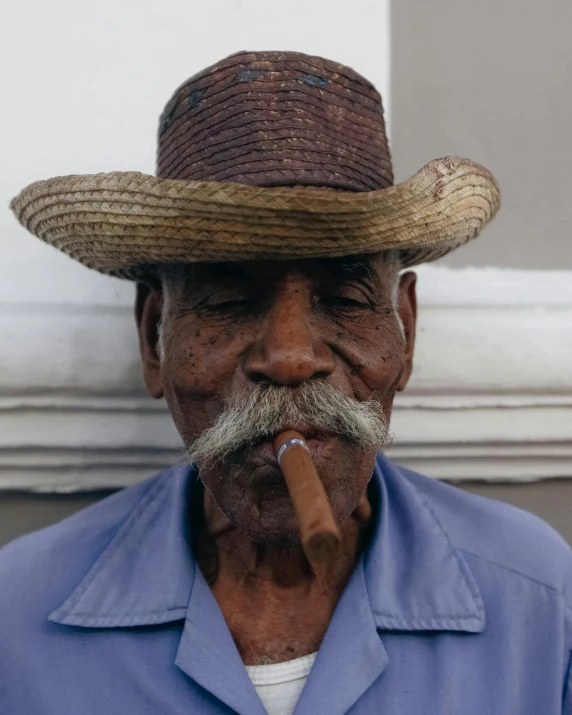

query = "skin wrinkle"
[154,253,408,537]
[157,251,404,359]
[136,249,417,665]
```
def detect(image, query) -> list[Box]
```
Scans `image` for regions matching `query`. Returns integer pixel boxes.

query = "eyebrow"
[327,257,377,283]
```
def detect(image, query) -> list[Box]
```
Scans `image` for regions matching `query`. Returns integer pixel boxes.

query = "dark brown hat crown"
[157,50,393,192]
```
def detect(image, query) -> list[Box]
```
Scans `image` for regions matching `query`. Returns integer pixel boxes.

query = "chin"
[200,441,373,544]
[230,471,303,545]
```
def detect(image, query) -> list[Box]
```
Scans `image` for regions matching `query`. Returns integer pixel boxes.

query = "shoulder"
[395,462,572,603]
[0,472,166,623]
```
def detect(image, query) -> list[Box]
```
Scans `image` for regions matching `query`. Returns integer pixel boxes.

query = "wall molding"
[1,266,571,491]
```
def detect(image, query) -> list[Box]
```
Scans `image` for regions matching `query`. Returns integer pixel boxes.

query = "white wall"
[1,264,571,490]
[0,0,390,306]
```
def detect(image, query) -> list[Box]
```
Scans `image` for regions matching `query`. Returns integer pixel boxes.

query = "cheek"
[160,321,248,439]
[331,316,406,397]
[162,321,243,396]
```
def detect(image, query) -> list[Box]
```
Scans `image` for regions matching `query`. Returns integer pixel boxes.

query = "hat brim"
[10,156,500,279]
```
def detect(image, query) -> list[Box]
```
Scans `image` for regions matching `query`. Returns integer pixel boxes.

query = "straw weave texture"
[9,52,501,277]
[10,156,500,279]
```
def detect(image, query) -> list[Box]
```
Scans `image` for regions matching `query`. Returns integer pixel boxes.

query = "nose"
[244,281,335,387]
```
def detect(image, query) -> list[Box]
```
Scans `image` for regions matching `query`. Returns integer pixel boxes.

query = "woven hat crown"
[157,50,393,192]
[9,50,501,278]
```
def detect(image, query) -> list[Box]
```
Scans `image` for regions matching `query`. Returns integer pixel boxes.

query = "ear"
[135,282,164,399]
[396,271,417,392]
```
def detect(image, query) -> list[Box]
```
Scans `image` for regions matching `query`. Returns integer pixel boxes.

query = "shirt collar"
[49,466,197,628]
[49,456,485,634]
[364,455,485,633]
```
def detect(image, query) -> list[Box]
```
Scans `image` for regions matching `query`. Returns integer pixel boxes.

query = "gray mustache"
[185,381,391,469]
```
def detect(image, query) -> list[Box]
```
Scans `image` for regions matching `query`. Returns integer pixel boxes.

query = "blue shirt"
[1,455,571,714]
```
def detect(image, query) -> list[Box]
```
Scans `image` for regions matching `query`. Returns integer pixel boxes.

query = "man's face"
[136,254,417,543]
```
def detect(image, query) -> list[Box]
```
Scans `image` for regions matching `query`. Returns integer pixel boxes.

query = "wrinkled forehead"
[157,251,400,295]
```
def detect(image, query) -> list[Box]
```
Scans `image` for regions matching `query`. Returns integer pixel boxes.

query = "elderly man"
[3,51,572,715]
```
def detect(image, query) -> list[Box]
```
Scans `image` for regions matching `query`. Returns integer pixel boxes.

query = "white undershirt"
[245,652,317,715]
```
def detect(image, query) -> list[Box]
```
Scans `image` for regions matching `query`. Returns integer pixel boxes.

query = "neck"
[193,484,373,665]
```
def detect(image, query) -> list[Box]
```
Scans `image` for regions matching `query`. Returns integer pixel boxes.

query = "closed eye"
[323,296,369,308]
[203,298,255,311]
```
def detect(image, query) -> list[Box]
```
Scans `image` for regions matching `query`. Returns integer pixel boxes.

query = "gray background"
[391,0,572,269]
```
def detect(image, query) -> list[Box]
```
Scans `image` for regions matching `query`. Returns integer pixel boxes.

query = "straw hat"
[10,51,500,280]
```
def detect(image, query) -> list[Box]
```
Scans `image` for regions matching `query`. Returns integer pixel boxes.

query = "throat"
[191,478,375,665]
[195,522,367,665]
[209,568,341,665]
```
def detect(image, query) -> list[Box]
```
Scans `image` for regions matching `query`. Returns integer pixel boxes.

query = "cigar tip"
[273,429,305,455]
[273,429,309,463]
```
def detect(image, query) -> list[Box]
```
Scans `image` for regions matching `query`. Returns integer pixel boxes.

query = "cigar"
[273,430,342,567]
